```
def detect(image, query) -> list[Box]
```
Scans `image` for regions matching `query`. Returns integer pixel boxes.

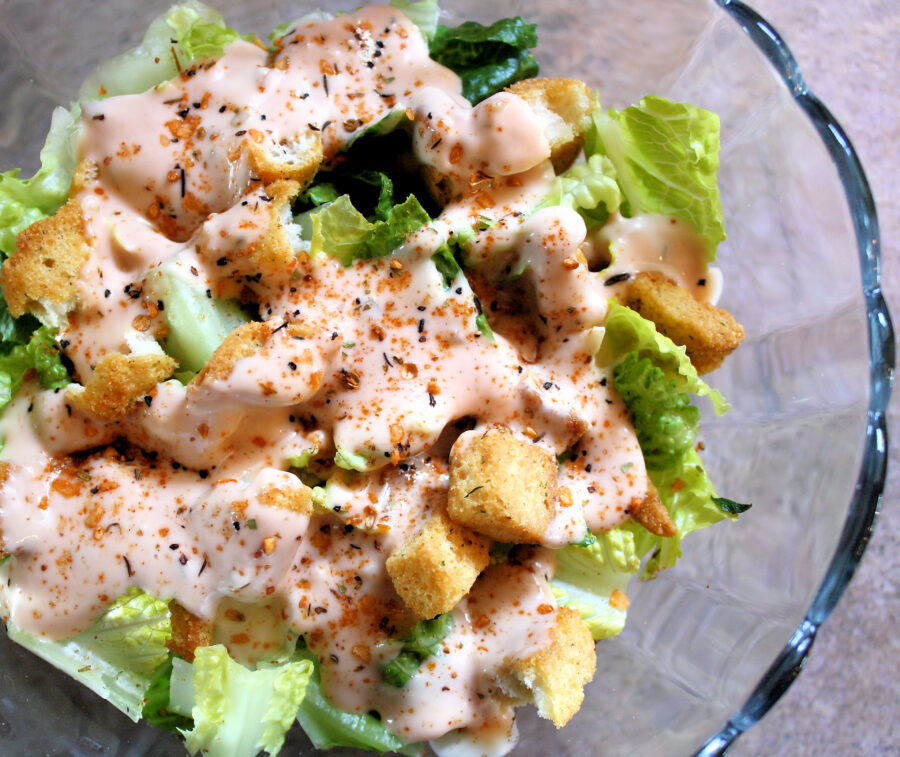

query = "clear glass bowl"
[0,0,892,755]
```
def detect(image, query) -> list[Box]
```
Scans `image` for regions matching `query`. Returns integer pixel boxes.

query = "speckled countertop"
[731,2,899,755]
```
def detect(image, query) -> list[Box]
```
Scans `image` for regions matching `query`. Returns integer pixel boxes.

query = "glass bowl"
[0,0,891,755]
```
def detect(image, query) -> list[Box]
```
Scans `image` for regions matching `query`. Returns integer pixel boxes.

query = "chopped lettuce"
[541,153,622,230]
[587,97,725,258]
[604,304,742,577]
[382,612,454,687]
[0,326,71,410]
[6,587,171,721]
[144,258,250,373]
[78,1,250,101]
[306,194,430,265]
[0,105,80,257]
[390,0,441,42]
[293,645,421,755]
[170,645,313,757]
[613,352,700,470]
[429,17,539,104]
[550,529,638,640]
[143,654,195,734]
[599,302,727,414]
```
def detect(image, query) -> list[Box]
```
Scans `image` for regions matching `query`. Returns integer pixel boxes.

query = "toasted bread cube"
[628,482,676,537]
[386,510,490,619]
[259,482,313,515]
[193,320,312,385]
[498,607,596,728]
[0,199,91,324]
[623,272,745,374]
[245,130,322,187]
[67,352,176,420]
[507,78,594,174]
[167,601,213,662]
[447,427,556,543]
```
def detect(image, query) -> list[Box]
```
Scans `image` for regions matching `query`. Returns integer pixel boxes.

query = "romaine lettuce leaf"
[0,105,80,257]
[144,654,195,734]
[306,194,430,265]
[550,529,638,640]
[390,0,441,42]
[381,612,454,687]
[603,304,744,577]
[143,257,250,373]
[78,1,250,101]
[541,153,622,230]
[0,325,71,410]
[171,645,313,757]
[429,17,539,104]
[587,96,725,258]
[293,645,421,755]
[599,302,727,414]
[5,587,171,721]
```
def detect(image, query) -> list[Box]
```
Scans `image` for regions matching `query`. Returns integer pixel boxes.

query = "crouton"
[249,179,305,276]
[628,482,676,537]
[259,482,313,515]
[447,427,557,543]
[193,320,312,385]
[623,272,745,374]
[0,199,91,323]
[507,78,594,174]
[167,601,213,662]
[245,130,323,187]
[386,509,490,619]
[498,607,596,728]
[67,352,177,420]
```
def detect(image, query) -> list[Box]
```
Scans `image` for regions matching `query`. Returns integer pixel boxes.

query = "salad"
[0,2,750,756]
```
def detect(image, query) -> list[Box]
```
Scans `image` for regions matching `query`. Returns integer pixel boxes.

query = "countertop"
[731,2,899,755]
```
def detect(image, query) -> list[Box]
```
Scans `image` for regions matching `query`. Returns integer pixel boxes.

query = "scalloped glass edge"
[697,2,895,754]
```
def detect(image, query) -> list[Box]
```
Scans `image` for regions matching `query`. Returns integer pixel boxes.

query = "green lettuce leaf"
[170,645,313,757]
[429,17,539,104]
[603,304,741,577]
[550,529,638,640]
[390,0,440,42]
[0,105,80,257]
[599,302,727,414]
[143,653,195,734]
[541,153,622,230]
[622,447,726,578]
[143,257,250,373]
[587,96,725,258]
[307,194,430,265]
[293,645,421,755]
[78,1,250,101]
[613,352,699,470]
[5,587,171,721]
[0,326,71,410]
[381,612,454,687]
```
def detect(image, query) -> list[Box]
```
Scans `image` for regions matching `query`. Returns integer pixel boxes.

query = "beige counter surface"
[732,2,898,755]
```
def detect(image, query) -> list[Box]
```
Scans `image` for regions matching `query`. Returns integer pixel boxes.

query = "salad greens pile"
[0,1,749,755]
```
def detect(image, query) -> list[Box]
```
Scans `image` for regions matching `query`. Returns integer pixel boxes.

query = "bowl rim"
[697,2,895,754]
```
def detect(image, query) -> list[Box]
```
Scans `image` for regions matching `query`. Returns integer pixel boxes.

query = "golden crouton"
[193,320,311,385]
[507,78,594,173]
[386,509,490,619]
[499,606,596,728]
[250,180,305,275]
[259,482,313,515]
[0,199,91,322]
[623,272,745,374]
[167,601,213,662]
[447,427,557,543]
[628,482,676,538]
[67,352,177,420]
[245,129,323,187]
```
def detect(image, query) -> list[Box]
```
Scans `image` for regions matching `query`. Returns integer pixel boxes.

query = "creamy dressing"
[0,5,709,749]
